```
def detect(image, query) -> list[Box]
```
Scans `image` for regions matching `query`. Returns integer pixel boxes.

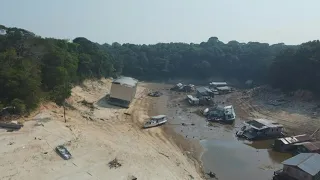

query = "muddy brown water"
[166,94,292,180]
[166,104,292,180]
[146,84,292,180]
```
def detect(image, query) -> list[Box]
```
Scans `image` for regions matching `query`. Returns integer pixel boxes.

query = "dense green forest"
[0,25,319,114]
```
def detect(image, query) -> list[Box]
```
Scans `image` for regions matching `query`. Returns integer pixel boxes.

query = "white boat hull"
[143,119,167,128]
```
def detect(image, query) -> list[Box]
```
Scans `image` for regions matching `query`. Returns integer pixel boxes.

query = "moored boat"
[143,115,168,128]
[236,119,284,140]
[205,105,236,124]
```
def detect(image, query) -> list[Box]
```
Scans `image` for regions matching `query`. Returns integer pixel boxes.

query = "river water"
[145,83,292,180]
[164,91,292,180]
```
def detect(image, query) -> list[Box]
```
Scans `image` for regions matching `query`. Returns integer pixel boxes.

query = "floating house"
[170,83,194,92]
[294,141,320,154]
[205,105,236,124]
[108,76,138,108]
[209,82,228,88]
[186,95,199,105]
[273,134,312,152]
[196,87,214,98]
[273,153,320,180]
[216,86,232,94]
[236,119,284,140]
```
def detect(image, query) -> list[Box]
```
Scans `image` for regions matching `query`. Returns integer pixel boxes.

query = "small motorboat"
[143,115,168,128]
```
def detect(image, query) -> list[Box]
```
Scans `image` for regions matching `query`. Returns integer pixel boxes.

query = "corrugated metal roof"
[282,153,320,176]
[209,82,227,86]
[302,141,320,151]
[216,86,231,91]
[245,119,283,130]
[196,87,212,93]
[112,76,138,87]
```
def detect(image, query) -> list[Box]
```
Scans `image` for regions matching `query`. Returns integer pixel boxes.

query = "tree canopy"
[0,25,318,113]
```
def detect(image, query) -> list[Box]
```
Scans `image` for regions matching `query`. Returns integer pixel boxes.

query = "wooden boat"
[0,122,23,130]
[143,115,167,128]
[236,119,284,140]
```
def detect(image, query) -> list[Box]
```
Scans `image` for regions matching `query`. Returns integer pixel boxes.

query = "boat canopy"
[244,119,283,130]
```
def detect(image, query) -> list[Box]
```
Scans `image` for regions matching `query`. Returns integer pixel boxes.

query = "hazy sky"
[1,0,319,45]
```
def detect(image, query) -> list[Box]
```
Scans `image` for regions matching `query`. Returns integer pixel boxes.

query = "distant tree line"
[0,25,319,114]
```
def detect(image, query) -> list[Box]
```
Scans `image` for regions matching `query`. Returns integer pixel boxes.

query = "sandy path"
[0,79,203,180]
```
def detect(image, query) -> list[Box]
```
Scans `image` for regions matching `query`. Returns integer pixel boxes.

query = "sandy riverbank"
[0,79,204,180]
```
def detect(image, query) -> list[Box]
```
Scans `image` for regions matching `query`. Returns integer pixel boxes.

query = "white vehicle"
[224,105,236,121]
[186,95,199,105]
[143,115,168,128]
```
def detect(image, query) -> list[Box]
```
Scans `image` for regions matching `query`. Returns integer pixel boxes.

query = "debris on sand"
[206,171,217,179]
[108,158,122,169]
[8,142,14,145]
[148,91,163,97]
[34,122,44,127]
[128,175,137,180]
[79,100,95,110]
[181,123,195,126]
[158,152,170,159]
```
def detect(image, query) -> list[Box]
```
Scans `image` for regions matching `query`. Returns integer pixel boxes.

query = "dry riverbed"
[159,84,320,180]
[0,79,203,180]
[1,80,319,180]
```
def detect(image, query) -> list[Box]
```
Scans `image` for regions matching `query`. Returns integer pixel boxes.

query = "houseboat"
[186,95,199,105]
[216,86,233,94]
[224,105,236,121]
[171,83,195,92]
[209,82,228,88]
[292,141,320,155]
[196,87,214,98]
[273,153,320,180]
[205,105,236,124]
[236,119,284,140]
[273,134,311,152]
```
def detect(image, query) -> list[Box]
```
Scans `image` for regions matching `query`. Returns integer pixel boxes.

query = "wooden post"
[63,101,66,123]
[63,82,67,123]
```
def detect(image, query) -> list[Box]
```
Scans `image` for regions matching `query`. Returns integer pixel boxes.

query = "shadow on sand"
[96,95,122,109]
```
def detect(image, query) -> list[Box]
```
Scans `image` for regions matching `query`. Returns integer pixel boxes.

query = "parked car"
[55,145,72,160]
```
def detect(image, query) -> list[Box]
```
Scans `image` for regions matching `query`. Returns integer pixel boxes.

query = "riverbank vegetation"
[0,25,319,113]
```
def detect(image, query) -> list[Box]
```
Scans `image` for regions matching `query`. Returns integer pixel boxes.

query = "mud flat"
[151,84,320,180]
[1,80,318,180]
[164,92,289,180]
[0,79,203,180]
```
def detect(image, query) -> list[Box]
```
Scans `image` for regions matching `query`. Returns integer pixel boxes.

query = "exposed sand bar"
[0,79,203,180]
